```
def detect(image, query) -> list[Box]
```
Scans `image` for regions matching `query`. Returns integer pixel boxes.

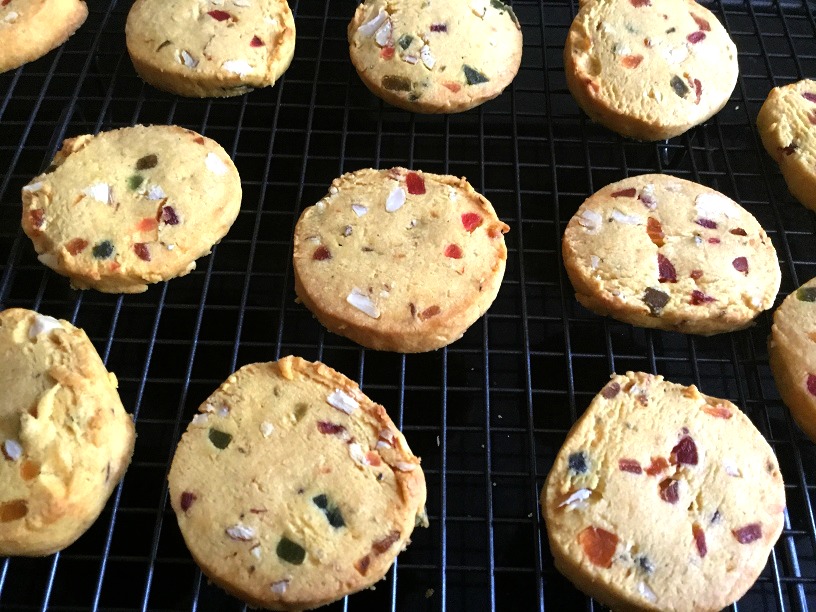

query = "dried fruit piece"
[611,187,637,198]
[355,555,371,574]
[0,500,27,522]
[646,217,665,246]
[418,305,441,321]
[658,478,680,503]
[20,460,39,480]
[430,23,447,32]
[133,243,151,262]
[461,212,483,232]
[372,530,401,554]
[207,9,231,21]
[707,237,721,245]
[208,428,232,449]
[180,491,197,512]
[670,75,689,97]
[621,54,644,68]
[732,257,749,274]
[29,209,45,229]
[806,374,816,397]
[406,172,426,195]
[692,523,707,557]
[687,31,706,44]
[797,287,816,302]
[138,217,158,232]
[629,0,650,5]
[578,526,618,568]
[277,536,306,564]
[732,523,762,544]
[445,244,463,259]
[643,287,670,316]
[250,36,263,47]
[382,75,412,91]
[313,246,331,261]
[161,206,180,225]
[317,421,346,435]
[619,458,643,474]
[802,92,816,103]
[729,228,747,236]
[443,81,461,92]
[380,46,395,60]
[690,269,703,280]
[313,494,346,528]
[463,65,489,85]
[690,289,715,305]
[657,254,677,283]
[136,154,158,170]
[568,451,588,474]
[601,382,620,399]
[670,435,698,465]
[92,240,114,260]
[645,456,669,476]
[691,14,711,31]
[702,404,732,419]
[66,238,89,255]
[695,218,717,229]
[780,143,798,156]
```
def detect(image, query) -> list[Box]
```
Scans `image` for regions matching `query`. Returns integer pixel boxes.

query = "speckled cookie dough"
[542,372,785,612]
[126,0,295,97]
[0,308,135,557]
[21,125,242,293]
[168,356,428,611]
[348,0,523,113]
[0,0,87,73]
[562,174,780,335]
[293,167,509,352]
[757,79,816,211]
[769,277,816,442]
[564,0,738,140]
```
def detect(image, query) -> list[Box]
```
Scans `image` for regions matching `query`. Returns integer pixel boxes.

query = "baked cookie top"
[0,308,135,556]
[348,0,523,113]
[542,372,786,612]
[21,125,242,293]
[769,277,816,442]
[756,79,816,210]
[564,0,738,140]
[0,0,88,73]
[562,174,780,335]
[293,167,509,352]
[167,356,427,611]
[125,0,295,97]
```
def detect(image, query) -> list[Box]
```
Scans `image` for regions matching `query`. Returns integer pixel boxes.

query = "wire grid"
[0,0,814,609]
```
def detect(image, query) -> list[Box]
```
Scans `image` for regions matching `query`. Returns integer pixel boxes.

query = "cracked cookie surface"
[542,371,785,612]
[21,125,242,293]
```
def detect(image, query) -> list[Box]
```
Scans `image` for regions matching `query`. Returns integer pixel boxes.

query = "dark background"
[0,1,814,610]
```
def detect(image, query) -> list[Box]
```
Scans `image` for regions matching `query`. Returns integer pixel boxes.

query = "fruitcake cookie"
[0,308,135,556]
[0,0,87,73]
[757,79,816,211]
[564,0,738,140]
[348,0,523,113]
[562,174,780,335]
[167,356,428,611]
[21,125,242,293]
[293,167,509,352]
[542,372,786,612]
[125,0,295,97]
[769,278,816,442]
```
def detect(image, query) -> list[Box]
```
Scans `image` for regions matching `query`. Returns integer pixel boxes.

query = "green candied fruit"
[312,494,346,529]
[127,174,145,190]
[208,428,232,449]
[91,240,114,260]
[276,536,306,565]
[670,75,689,98]
[796,287,816,302]
[382,75,412,92]
[397,34,414,50]
[463,65,489,85]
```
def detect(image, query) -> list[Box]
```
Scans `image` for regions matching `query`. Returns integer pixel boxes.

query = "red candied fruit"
[692,523,707,557]
[732,523,762,544]
[690,290,715,305]
[803,92,816,103]
[691,14,711,31]
[365,451,382,467]
[611,187,637,198]
[645,456,669,476]
[618,458,643,474]
[207,9,231,21]
[317,421,346,435]
[601,382,620,399]
[690,269,703,280]
[693,78,702,104]
[406,172,426,195]
[445,244,463,259]
[180,491,197,512]
[250,36,264,47]
[732,257,749,274]
[380,46,395,60]
[133,243,151,262]
[703,404,733,419]
[65,238,89,255]
[708,237,721,244]
[430,24,448,32]
[419,305,441,321]
[313,246,332,261]
[670,435,698,465]
[729,228,747,236]
[647,217,665,247]
[462,212,483,232]
[687,31,706,44]
[160,206,180,225]
[1,0,11,6]
[137,217,158,232]
[578,526,618,568]
[695,218,717,229]
[806,374,816,397]
[30,209,45,229]
[658,253,677,283]
[621,54,644,68]
[443,81,461,93]
[658,478,679,503]
[372,530,401,554]
[808,111,816,126]
[629,0,650,6]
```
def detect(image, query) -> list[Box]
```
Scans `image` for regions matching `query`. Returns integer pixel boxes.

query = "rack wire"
[0,0,814,609]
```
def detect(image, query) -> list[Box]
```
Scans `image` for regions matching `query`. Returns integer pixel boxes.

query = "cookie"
[564,0,738,140]
[348,0,522,113]
[562,174,780,335]
[768,278,816,442]
[167,356,427,611]
[293,167,509,352]
[542,372,786,612]
[0,308,135,557]
[125,0,295,98]
[0,0,87,73]
[21,125,242,293]
[757,79,816,211]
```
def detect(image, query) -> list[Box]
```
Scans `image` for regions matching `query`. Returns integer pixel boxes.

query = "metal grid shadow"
[0,0,814,610]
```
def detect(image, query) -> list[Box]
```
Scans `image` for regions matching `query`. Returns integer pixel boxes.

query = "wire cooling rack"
[0,0,814,610]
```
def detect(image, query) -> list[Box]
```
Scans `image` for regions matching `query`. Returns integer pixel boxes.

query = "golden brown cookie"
[21,125,242,293]
[0,308,135,556]
[757,79,816,211]
[0,0,87,73]
[542,372,786,611]
[167,356,427,611]
[293,167,509,352]
[126,0,296,97]
[562,174,780,335]
[564,0,738,140]
[348,0,522,113]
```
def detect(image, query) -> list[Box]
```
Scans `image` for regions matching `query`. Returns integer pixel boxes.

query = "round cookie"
[293,167,509,352]
[564,0,738,140]
[757,79,816,211]
[126,0,295,98]
[348,0,522,113]
[562,174,780,335]
[21,125,242,293]
[0,0,87,73]
[167,356,428,611]
[0,308,135,557]
[542,372,786,612]
[768,277,816,442]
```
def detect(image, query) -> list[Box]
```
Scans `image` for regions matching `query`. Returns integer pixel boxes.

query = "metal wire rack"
[0,0,814,610]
